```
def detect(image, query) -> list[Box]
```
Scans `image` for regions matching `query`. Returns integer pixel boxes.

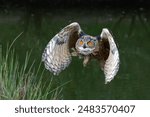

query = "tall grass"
[0,33,63,100]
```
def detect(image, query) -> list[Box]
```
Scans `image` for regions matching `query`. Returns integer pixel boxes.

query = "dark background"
[0,0,150,100]
[1,0,150,9]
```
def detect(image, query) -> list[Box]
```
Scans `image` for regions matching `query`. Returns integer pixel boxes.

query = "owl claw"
[71,48,76,51]
[71,51,78,56]
[78,55,83,59]
[71,48,78,56]
[83,63,87,67]
[83,55,90,67]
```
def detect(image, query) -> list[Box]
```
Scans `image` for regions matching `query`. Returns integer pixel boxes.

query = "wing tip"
[69,22,81,31]
[101,28,110,38]
[69,22,79,26]
[102,28,109,32]
[105,77,114,84]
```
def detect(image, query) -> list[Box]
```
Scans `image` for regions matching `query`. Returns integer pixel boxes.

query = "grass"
[0,8,150,99]
[0,33,64,100]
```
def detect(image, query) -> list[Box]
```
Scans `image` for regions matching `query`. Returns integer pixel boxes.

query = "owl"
[42,22,119,84]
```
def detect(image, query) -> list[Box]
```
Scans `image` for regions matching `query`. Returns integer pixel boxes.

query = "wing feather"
[100,28,120,84]
[42,22,81,75]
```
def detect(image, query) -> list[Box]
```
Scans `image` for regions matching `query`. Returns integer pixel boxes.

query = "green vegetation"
[0,9,150,99]
[0,33,63,99]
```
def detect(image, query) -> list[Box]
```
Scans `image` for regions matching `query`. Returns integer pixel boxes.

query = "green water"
[0,8,150,99]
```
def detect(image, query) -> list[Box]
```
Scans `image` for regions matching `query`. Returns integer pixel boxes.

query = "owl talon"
[71,48,78,56]
[71,51,78,56]
[71,48,76,51]
[83,63,87,67]
[79,55,83,59]
[83,55,90,67]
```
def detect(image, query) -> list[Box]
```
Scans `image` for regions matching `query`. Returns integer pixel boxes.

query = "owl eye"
[87,41,94,47]
[79,40,84,45]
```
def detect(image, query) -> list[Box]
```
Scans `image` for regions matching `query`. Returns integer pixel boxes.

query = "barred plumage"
[42,22,120,84]
[101,29,120,84]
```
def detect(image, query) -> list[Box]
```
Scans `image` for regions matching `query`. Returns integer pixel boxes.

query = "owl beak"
[83,44,86,49]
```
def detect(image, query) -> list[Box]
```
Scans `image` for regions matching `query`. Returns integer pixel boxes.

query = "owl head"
[75,34,98,55]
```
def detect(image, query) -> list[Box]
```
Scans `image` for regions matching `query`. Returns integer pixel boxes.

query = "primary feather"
[42,22,81,75]
[100,29,120,84]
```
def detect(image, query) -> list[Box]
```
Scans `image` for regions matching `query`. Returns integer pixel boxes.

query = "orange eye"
[79,40,83,45]
[87,41,94,47]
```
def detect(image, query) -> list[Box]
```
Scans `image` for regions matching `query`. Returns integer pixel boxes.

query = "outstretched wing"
[99,28,120,84]
[42,22,82,75]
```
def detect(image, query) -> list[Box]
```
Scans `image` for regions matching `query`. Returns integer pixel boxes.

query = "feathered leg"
[83,55,90,67]
[71,48,78,56]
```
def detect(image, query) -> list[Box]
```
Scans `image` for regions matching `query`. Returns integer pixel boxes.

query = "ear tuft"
[96,35,101,40]
[79,31,85,37]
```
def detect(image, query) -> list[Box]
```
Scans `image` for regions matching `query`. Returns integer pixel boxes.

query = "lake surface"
[0,8,150,99]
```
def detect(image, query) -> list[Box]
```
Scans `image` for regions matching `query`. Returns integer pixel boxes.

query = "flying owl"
[42,22,119,84]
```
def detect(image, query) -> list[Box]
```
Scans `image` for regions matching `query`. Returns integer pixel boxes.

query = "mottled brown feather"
[91,37,110,70]
[68,30,79,49]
